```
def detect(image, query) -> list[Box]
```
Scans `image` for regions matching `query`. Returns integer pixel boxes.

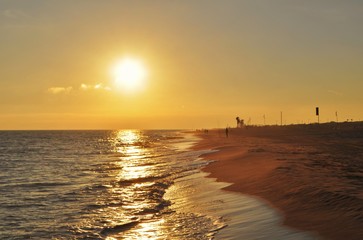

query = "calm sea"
[0,130,221,239]
[0,130,317,240]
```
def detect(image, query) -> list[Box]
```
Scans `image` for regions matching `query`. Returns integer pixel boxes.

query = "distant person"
[225,127,229,138]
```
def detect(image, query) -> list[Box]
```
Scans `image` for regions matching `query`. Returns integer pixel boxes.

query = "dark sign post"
[316,107,320,123]
[335,111,338,122]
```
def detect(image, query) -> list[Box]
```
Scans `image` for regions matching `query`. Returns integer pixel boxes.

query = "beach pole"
[316,107,320,124]
[280,111,283,126]
[336,111,338,122]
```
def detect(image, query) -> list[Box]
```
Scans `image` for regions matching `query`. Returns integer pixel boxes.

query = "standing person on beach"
[225,127,229,137]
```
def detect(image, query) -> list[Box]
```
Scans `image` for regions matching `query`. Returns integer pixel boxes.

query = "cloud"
[80,83,111,91]
[80,84,90,90]
[48,87,73,94]
[47,83,110,95]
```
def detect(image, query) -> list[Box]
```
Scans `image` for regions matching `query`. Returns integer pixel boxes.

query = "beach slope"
[194,123,363,240]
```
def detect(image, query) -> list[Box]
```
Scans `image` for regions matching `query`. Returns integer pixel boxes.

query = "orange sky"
[1,1,363,129]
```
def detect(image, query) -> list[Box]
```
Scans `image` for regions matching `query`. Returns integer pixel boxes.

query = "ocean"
[0,130,316,239]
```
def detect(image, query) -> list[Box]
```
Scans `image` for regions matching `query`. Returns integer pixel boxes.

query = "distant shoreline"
[193,123,363,240]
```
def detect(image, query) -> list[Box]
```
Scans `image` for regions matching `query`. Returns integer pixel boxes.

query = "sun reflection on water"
[124,219,166,240]
[116,130,140,145]
[113,130,152,181]
[106,130,166,239]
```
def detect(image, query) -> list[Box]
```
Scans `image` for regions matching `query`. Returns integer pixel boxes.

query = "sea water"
[0,130,317,239]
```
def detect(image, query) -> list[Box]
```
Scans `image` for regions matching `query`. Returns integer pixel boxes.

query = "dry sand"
[193,122,363,240]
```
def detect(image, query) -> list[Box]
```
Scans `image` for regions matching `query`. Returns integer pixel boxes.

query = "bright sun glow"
[111,58,147,92]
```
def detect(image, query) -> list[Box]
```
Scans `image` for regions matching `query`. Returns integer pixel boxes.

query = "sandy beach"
[194,122,363,240]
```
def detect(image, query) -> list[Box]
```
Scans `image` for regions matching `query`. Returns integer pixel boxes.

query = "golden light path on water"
[115,130,148,181]
[107,130,166,239]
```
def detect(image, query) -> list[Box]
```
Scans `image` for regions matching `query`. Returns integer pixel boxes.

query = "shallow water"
[166,171,320,240]
[0,130,318,239]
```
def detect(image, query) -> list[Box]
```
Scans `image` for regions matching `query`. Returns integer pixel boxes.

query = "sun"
[111,58,147,92]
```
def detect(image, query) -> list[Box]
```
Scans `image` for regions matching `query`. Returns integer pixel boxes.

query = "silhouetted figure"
[236,117,245,128]
[225,127,229,138]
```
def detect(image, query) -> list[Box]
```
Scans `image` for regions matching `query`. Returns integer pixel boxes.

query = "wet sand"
[193,122,363,240]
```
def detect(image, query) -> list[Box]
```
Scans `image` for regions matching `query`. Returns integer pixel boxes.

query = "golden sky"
[1,1,363,129]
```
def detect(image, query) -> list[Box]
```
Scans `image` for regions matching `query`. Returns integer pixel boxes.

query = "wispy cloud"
[47,83,110,95]
[48,87,73,94]
[80,83,111,91]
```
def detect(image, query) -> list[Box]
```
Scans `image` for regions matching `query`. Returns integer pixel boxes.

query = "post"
[335,111,338,122]
[316,107,320,124]
[280,111,283,126]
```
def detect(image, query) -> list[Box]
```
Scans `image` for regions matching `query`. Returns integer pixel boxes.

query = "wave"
[117,175,170,186]
[100,221,139,236]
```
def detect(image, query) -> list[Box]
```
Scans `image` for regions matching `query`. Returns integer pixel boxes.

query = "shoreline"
[193,125,363,240]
